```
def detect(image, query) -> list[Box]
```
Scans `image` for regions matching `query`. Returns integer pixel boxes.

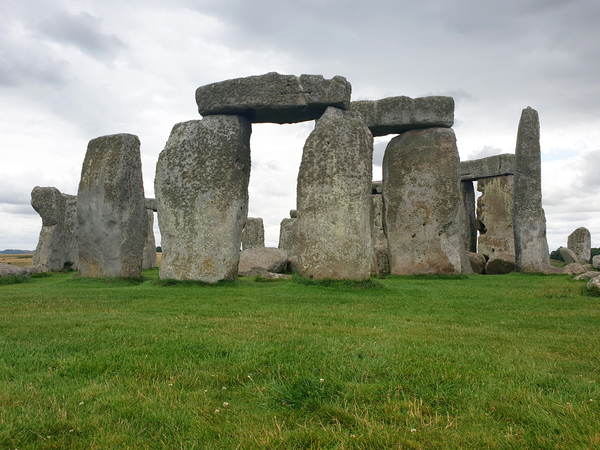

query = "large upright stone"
[278,217,298,258]
[513,107,550,272]
[297,106,373,280]
[567,227,591,264]
[196,73,351,124]
[242,217,265,250]
[371,193,390,275]
[77,134,146,277]
[350,96,454,137]
[31,186,78,271]
[142,209,157,270]
[476,175,515,259]
[382,128,468,275]
[155,116,251,282]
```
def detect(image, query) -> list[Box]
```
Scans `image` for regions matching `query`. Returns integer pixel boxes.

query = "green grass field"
[1,271,599,449]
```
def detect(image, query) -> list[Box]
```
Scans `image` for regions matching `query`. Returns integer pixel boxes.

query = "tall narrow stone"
[242,217,265,250]
[383,128,468,275]
[77,134,146,277]
[142,209,157,270]
[513,107,549,272]
[476,175,515,259]
[278,217,298,258]
[567,227,591,264]
[460,181,477,253]
[297,106,373,280]
[31,186,78,271]
[155,116,251,282]
[371,193,390,275]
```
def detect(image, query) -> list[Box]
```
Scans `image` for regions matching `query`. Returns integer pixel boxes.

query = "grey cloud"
[468,146,505,160]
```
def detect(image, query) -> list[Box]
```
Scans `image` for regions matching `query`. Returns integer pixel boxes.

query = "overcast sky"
[1,0,599,253]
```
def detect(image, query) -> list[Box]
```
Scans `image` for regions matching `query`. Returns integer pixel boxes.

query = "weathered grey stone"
[382,127,468,275]
[351,96,454,137]
[460,154,515,181]
[239,267,292,279]
[278,218,298,258]
[540,263,564,275]
[574,271,600,281]
[567,227,591,264]
[467,252,487,274]
[485,253,515,275]
[242,217,265,250]
[155,116,251,282]
[290,210,298,219]
[77,134,146,278]
[593,255,600,270]
[145,198,157,212]
[476,175,515,259]
[196,72,351,124]
[513,107,549,273]
[0,262,30,278]
[142,209,157,270]
[31,186,78,272]
[27,264,46,275]
[371,193,390,275]
[588,276,600,294]
[297,106,373,280]
[561,263,588,275]
[238,247,288,275]
[460,181,477,253]
[371,181,383,194]
[559,247,579,264]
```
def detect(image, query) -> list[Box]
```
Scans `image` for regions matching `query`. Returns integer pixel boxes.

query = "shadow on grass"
[154,278,237,288]
[293,275,384,289]
[66,275,147,286]
[0,275,30,285]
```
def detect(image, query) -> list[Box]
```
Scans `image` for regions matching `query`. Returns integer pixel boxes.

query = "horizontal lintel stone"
[460,153,515,181]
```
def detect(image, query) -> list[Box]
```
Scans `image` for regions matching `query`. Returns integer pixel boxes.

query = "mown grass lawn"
[1,270,599,449]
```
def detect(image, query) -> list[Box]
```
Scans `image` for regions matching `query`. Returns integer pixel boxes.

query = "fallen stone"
[594,255,600,270]
[485,253,516,275]
[239,267,292,279]
[467,252,487,274]
[382,127,468,275]
[142,209,157,270]
[350,96,454,137]
[278,218,298,257]
[574,271,600,281]
[196,72,351,124]
[0,262,30,278]
[540,264,565,275]
[238,247,288,275]
[77,133,146,278]
[567,227,591,264]
[476,175,515,259]
[242,218,265,250]
[460,154,515,181]
[561,263,587,275]
[559,247,579,264]
[155,116,251,282]
[588,276,600,294]
[297,107,373,280]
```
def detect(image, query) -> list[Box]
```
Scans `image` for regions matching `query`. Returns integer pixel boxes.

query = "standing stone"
[155,116,251,282]
[297,106,373,280]
[31,186,78,271]
[460,181,477,253]
[77,134,146,278]
[242,217,265,250]
[382,128,468,275]
[278,218,298,258]
[567,227,591,264]
[513,107,550,273]
[476,175,515,259]
[371,193,390,275]
[142,209,157,270]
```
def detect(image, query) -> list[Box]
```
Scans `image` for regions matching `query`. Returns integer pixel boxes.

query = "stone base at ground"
[238,247,288,275]
[485,253,515,275]
[467,252,487,274]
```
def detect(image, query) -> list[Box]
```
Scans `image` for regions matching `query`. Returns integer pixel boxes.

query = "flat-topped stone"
[350,96,454,137]
[196,72,351,124]
[460,154,515,181]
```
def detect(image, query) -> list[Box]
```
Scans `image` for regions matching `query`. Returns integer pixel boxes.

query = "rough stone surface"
[77,134,146,278]
[278,218,298,258]
[290,210,298,219]
[467,252,487,274]
[382,127,469,275]
[371,181,383,194]
[287,256,298,273]
[371,194,390,275]
[561,263,587,275]
[540,263,564,274]
[297,106,373,280]
[145,198,157,212]
[594,255,600,270]
[476,175,515,259]
[242,218,265,250]
[238,247,288,275]
[588,276,600,294]
[0,262,30,278]
[238,267,292,279]
[350,96,454,137]
[460,181,477,253]
[513,107,550,273]
[155,116,251,282]
[574,271,600,281]
[460,154,515,181]
[485,253,516,275]
[196,72,351,124]
[142,209,157,270]
[567,227,591,264]
[559,247,579,264]
[31,186,78,272]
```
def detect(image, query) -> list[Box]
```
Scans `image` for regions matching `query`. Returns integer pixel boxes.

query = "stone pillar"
[460,180,477,253]
[278,217,298,258]
[77,134,146,278]
[513,107,550,272]
[155,116,251,282]
[476,175,515,259]
[142,209,157,270]
[297,106,373,280]
[31,186,78,271]
[371,193,390,275]
[242,217,265,250]
[383,128,468,275]
[567,227,591,264]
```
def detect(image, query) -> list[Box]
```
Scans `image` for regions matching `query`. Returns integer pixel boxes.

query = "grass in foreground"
[1,270,599,449]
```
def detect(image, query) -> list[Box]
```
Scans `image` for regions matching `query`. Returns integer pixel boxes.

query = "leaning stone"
[594,255,600,270]
[0,262,30,278]
[567,227,591,264]
[31,186,79,272]
[142,209,157,270]
[513,107,550,273]
[467,252,487,274]
[371,193,390,275]
[196,72,351,124]
[155,116,251,282]
[383,127,468,275]
[559,247,579,264]
[351,96,454,137]
[242,218,265,250]
[574,271,600,281]
[238,247,288,275]
[476,175,515,259]
[78,134,146,278]
[540,263,564,275]
[485,253,516,275]
[460,154,515,181]
[561,263,587,275]
[278,218,298,257]
[297,107,373,280]
[239,267,292,279]
[588,276,600,294]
